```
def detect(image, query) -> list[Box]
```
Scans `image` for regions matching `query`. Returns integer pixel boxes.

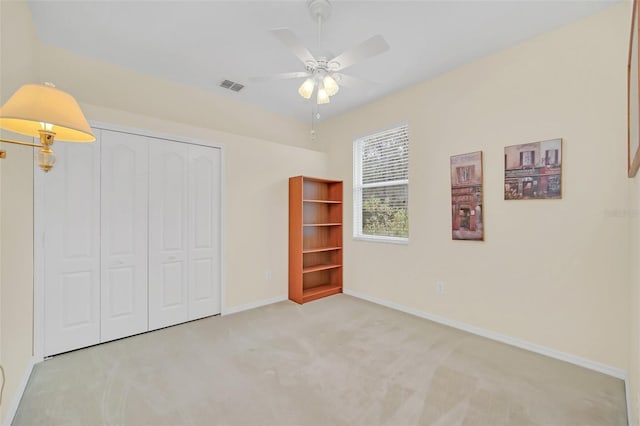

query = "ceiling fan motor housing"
[305,58,335,82]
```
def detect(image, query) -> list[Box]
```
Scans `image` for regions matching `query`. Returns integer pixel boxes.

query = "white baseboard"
[222,295,288,316]
[344,289,627,380]
[3,356,39,426]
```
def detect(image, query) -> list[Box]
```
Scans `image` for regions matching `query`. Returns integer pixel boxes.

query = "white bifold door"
[100,130,150,342]
[148,141,221,330]
[43,135,101,356]
[41,128,221,356]
[187,144,222,320]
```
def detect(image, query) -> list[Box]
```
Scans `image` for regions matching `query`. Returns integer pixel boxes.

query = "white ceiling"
[28,0,618,123]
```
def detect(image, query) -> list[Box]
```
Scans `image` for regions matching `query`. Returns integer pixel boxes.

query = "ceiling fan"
[251,0,390,105]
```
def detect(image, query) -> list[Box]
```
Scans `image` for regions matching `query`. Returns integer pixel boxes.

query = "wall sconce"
[0,83,95,172]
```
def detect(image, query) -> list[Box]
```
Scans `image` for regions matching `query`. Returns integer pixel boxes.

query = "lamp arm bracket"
[0,138,42,148]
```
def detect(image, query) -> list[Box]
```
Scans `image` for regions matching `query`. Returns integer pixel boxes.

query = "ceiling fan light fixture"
[298,78,315,99]
[317,82,330,104]
[323,75,339,96]
[260,1,390,110]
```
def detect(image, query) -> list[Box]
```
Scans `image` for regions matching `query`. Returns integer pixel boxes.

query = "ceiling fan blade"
[329,35,390,72]
[334,73,374,88]
[250,72,310,82]
[269,28,316,66]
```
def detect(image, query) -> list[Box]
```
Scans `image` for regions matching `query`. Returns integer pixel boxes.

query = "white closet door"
[149,140,189,330]
[188,145,221,319]
[100,131,149,342]
[44,131,101,356]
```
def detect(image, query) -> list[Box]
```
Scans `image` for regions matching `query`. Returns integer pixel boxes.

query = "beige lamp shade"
[0,83,94,142]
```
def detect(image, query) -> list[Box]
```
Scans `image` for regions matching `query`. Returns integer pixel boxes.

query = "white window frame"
[353,123,409,244]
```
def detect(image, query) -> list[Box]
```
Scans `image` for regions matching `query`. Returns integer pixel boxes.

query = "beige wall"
[0,1,326,423]
[630,177,640,425]
[0,0,37,422]
[0,0,636,423]
[628,4,640,424]
[318,3,630,372]
[36,44,317,153]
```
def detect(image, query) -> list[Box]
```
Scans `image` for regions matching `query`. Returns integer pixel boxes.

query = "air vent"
[220,80,245,92]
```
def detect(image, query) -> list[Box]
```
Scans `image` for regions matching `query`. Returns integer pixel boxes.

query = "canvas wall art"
[450,151,483,241]
[504,139,562,200]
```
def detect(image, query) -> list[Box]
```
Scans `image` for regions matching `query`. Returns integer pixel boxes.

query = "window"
[353,124,409,242]
[520,151,535,167]
[456,165,475,183]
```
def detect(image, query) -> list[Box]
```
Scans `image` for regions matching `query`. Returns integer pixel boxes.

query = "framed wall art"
[629,0,640,177]
[504,139,562,200]
[450,151,483,241]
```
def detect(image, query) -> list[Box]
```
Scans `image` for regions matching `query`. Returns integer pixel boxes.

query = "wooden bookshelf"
[289,176,343,304]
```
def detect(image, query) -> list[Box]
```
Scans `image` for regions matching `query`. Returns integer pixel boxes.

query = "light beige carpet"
[14,294,627,425]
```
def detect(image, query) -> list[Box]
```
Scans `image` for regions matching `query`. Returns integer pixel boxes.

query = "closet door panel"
[188,145,221,319]
[44,131,101,356]
[149,140,189,330]
[100,131,149,342]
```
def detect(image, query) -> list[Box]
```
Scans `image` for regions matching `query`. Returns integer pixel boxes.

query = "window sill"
[353,235,409,245]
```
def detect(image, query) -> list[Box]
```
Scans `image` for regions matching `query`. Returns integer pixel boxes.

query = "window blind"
[353,124,409,240]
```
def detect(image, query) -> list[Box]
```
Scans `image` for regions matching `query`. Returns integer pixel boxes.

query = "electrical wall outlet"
[436,282,445,294]
[265,271,272,282]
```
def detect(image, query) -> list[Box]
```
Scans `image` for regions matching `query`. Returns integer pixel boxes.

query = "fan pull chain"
[310,104,316,142]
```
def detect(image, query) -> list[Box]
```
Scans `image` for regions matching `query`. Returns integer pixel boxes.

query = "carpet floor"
[14,294,627,425]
